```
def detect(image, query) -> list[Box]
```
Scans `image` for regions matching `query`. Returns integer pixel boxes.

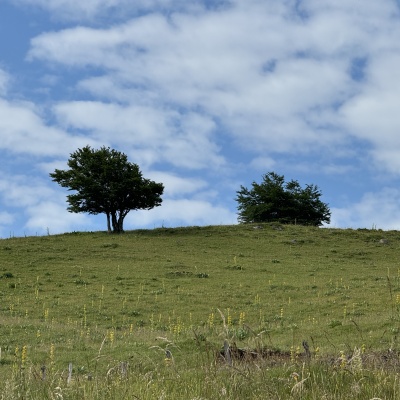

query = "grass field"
[1,223,400,399]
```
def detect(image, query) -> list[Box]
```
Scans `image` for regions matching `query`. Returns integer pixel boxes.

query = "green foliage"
[236,171,331,226]
[50,146,164,233]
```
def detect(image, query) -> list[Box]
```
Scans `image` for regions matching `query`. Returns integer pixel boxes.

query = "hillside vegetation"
[1,224,400,399]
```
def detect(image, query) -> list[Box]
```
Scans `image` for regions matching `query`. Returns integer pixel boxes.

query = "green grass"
[1,223,400,399]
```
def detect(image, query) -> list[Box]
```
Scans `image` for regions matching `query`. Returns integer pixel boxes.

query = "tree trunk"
[111,212,118,233]
[117,214,124,233]
[106,212,112,234]
[109,211,125,233]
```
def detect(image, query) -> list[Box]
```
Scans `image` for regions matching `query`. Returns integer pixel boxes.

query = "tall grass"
[1,224,400,398]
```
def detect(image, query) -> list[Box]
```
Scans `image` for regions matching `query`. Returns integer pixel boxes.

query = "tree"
[50,146,164,233]
[236,172,330,226]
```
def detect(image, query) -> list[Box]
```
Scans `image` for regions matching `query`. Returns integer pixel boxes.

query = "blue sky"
[1,0,400,237]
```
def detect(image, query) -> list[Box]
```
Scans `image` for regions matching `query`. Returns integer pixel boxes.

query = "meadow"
[1,223,400,399]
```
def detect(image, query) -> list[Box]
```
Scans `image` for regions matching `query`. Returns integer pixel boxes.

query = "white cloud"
[146,171,208,197]
[3,0,400,236]
[0,175,58,208]
[25,2,362,160]
[249,156,276,171]
[54,101,224,169]
[128,198,238,228]
[54,101,176,144]
[329,188,400,230]
[24,0,400,171]
[0,98,99,157]
[0,173,100,235]
[339,52,400,173]
[24,200,95,234]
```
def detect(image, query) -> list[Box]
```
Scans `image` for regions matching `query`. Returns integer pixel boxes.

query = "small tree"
[236,172,330,226]
[50,146,164,233]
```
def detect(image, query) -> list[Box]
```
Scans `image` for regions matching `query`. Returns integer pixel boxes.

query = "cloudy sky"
[1,0,400,237]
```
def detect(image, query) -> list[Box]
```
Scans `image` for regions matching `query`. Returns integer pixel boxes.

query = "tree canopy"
[50,146,164,233]
[236,172,331,226]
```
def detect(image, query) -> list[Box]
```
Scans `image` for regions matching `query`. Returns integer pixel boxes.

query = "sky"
[1,0,400,237]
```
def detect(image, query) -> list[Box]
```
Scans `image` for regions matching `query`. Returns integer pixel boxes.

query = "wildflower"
[239,311,245,326]
[50,344,55,370]
[21,345,27,369]
[339,350,347,369]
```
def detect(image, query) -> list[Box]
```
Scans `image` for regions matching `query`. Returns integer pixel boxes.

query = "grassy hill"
[1,223,400,399]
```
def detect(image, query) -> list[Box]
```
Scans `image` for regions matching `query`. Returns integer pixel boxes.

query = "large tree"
[50,146,164,233]
[236,172,331,226]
